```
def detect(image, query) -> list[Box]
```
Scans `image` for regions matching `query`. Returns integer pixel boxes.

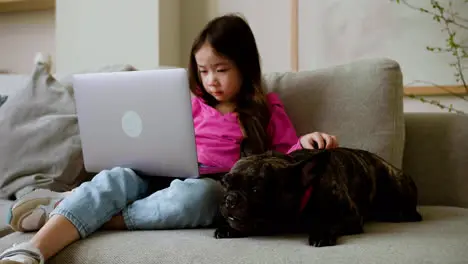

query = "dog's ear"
[268,150,294,161]
[221,172,236,188]
[261,162,276,178]
[288,150,331,187]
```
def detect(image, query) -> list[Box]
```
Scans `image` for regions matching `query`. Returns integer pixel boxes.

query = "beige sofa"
[0,58,467,263]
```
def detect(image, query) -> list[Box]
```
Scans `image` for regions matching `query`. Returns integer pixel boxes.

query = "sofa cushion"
[263,58,405,169]
[0,206,466,264]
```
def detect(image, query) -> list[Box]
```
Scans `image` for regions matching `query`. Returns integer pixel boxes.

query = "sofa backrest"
[262,57,406,169]
[0,58,407,199]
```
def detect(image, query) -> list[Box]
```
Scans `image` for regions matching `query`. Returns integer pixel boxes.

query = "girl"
[0,13,338,264]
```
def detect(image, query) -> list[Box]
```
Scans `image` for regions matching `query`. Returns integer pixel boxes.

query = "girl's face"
[194,42,242,103]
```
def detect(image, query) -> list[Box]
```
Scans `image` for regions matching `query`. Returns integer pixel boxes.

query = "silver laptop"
[73,68,223,178]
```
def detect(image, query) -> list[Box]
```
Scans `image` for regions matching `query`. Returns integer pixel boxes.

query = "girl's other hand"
[300,132,339,150]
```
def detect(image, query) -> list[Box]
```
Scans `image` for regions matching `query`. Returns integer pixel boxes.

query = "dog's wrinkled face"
[219,151,299,233]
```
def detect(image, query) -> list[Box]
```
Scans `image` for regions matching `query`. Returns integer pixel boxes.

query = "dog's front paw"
[214,226,231,239]
[308,232,337,247]
[214,226,243,239]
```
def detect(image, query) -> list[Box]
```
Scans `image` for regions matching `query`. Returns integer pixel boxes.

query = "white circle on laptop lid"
[121,111,143,138]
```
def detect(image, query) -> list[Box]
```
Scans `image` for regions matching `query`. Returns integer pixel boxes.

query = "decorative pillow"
[0,53,135,199]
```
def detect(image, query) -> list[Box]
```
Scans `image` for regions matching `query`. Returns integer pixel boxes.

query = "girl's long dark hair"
[188,14,271,156]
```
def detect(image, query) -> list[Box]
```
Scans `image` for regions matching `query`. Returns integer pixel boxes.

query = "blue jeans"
[49,167,224,238]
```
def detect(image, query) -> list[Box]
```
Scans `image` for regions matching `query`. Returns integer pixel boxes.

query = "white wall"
[404,95,468,113]
[179,0,218,68]
[299,0,466,85]
[299,0,468,114]
[218,0,291,73]
[217,0,468,113]
[2,1,466,114]
[56,0,181,74]
[0,0,208,74]
[56,0,157,74]
[0,10,55,74]
[159,0,181,67]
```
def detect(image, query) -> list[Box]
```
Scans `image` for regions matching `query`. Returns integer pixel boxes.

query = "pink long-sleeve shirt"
[192,92,302,169]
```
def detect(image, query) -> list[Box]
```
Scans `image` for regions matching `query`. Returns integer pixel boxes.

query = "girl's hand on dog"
[300,132,339,150]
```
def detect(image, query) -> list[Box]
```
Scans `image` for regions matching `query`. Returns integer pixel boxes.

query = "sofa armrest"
[403,113,468,208]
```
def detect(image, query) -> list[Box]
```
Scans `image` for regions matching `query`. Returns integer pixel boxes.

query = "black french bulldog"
[213,147,422,247]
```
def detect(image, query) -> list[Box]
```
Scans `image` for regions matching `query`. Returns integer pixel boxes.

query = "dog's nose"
[225,193,238,208]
